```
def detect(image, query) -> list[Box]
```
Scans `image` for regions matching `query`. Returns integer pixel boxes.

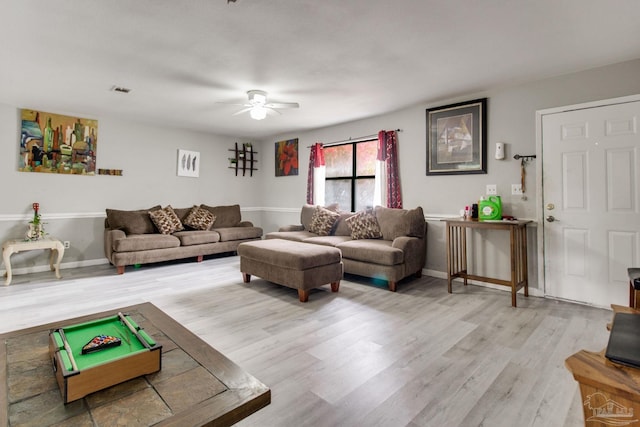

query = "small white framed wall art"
[177,149,199,177]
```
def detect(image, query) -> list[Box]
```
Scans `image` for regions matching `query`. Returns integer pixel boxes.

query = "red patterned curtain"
[306,143,325,204]
[378,130,402,208]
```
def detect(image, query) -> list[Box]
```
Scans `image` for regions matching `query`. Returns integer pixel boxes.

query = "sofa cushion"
[172,207,192,222]
[112,234,180,252]
[308,206,340,236]
[265,230,318,242]
[149,206,184,235]
[214,226,263,242]
[106,205,162,235]
[374,206,426,240]
[300,203,339,230]
[336,239,404,266]
[172,230,220,246]
[201,204,241,228]
[303,235,353,247]
[183,206,217,230]
[346,210,382,239]
[333,212,356,236]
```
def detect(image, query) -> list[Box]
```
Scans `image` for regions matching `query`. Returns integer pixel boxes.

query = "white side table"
[2,237,65,285]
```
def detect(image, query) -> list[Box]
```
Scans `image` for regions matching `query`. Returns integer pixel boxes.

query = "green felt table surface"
[57,314,147,371]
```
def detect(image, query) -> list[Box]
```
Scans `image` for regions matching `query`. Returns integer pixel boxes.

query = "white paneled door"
[542,100,640,307]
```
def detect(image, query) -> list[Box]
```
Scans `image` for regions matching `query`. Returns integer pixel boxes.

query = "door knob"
[546,215,556,222]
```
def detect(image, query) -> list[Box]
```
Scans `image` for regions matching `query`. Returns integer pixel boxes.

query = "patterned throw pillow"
[183,206,216,230]
[346,210,382,239]
[149,205,184,235]
[308,206,341,236]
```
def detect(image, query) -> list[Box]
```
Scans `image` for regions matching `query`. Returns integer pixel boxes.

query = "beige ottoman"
[238,239,343,302]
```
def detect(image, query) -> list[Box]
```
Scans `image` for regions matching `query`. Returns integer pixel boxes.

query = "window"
[324,139,377,212]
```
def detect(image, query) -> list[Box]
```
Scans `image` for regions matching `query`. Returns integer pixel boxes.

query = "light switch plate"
[486,184,497,195]
[511,184,523,195]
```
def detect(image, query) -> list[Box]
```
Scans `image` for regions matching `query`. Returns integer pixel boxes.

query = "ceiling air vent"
[110,86,131,94]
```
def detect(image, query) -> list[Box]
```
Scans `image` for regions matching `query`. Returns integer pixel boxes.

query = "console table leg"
[52,244,64,279]
[3,248,13,286]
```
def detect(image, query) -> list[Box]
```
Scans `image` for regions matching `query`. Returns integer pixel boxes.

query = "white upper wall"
[256,58,640,218]
[0,108,258,216]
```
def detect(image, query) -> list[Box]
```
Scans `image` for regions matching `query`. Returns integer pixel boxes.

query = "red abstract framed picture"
[275,138,299,176]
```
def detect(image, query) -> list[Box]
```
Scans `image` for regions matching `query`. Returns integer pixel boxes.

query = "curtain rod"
[307,129,402,148]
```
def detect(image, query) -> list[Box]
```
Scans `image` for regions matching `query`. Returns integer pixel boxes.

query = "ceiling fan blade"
[232,107,253,116]
[265,102,299,109]
[266,107,282,115]
[216,102,251,107]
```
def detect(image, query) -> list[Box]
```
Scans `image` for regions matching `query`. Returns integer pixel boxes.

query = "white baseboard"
[1,262,543,298]
[0,258,109,277]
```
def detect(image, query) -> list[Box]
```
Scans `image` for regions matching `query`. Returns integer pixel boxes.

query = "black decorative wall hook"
[513,154,536,161]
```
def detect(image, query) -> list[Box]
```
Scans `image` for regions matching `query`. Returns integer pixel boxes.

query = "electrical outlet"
[63,241,70,249]
[511,184,523,195]
[486,184,497,195]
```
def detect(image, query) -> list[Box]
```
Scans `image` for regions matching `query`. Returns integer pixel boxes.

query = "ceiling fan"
[222,90,300,120]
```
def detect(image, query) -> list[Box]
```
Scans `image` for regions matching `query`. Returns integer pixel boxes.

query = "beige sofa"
[265,205,426,291]
[104,204,262,274]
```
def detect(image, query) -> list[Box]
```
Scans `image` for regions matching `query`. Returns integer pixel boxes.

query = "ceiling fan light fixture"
[247,90,267,106]
[250,106,267,120]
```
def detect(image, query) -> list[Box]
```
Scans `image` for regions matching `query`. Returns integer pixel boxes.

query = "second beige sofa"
[265,204,426,292]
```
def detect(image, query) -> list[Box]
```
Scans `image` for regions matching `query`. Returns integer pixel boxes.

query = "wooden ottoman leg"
[388,281,397,292]
[298,289,309,302]
[242,272,251,283]
[117,266,125,275]
[330,281,340,292]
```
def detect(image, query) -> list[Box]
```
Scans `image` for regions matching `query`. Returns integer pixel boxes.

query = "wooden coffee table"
[0,302,270,426]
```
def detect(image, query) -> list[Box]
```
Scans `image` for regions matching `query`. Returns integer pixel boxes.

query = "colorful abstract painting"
[275,138,299,176]
[19,109,98,175]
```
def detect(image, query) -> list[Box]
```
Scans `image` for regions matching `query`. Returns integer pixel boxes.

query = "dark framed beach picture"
[426,98,487,175]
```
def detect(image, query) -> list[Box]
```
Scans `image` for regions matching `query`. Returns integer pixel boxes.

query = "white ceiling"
[1,1,639,140]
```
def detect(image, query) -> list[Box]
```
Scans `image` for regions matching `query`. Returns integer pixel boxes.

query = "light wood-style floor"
[0,255,612,427]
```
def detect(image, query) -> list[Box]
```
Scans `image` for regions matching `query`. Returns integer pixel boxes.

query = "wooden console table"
[565,305,640,427]
[2,237,64,285]
[443,218,531,307]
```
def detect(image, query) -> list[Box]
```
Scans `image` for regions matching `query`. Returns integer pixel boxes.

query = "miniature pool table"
[0,303,270,426]
[49,312,162,403]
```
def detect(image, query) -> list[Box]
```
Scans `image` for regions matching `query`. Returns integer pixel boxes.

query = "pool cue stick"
[114,325,131,347]
[57,329,79,372]
[117,312,150,349]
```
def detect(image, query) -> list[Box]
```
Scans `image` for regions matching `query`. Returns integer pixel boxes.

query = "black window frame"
[324,139,377,212]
